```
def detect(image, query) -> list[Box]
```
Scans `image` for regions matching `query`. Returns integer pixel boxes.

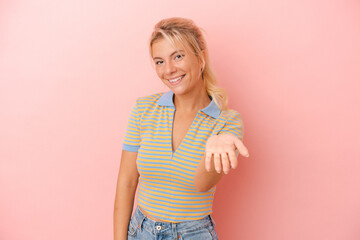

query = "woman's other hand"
[205,133,249,174]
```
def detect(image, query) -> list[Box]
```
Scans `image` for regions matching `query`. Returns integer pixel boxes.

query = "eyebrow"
[153,50,185,60]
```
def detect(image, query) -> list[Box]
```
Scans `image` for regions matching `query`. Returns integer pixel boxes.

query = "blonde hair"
[149,17,228,111]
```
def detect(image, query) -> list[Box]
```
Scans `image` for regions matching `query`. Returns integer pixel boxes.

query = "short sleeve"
[218,110,244,156]
[122,98,141,152]
[218,110,244,140]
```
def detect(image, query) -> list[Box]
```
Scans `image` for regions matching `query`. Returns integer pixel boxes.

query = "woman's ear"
[201,49,206,59]
[201,49,206,69]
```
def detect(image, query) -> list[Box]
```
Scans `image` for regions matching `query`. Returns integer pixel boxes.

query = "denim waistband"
[129,205,216,236]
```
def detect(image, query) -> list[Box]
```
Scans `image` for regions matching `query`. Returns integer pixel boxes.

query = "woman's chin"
[169,87,187,95]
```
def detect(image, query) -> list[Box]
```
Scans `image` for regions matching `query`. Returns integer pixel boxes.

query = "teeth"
[169,75,184,83]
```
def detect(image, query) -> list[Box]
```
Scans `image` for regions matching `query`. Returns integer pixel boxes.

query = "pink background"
[1,0,359,239]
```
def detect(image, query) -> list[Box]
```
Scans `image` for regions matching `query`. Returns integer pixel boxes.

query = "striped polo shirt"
[122,90,244,222]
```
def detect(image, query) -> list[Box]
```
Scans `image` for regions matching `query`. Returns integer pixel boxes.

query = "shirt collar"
[157,90,221,119]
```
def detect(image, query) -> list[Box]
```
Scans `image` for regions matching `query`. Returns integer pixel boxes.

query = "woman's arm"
[194,133,249,192]
[194,151,224,192]
[113,150,139,240]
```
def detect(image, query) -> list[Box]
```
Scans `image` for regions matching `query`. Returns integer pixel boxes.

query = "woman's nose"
[165,61,177,74]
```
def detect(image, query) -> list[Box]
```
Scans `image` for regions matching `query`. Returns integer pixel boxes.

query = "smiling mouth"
[168,74,185,83]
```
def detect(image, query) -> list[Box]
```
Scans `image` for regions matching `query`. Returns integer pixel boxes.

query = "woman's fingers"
[204,134,249,174]
[213,153,221,173]
[205,149,237,173]
[227,150,238,169]
[221,152,230,174]
[205,151,212,172]
[233,137,250,158]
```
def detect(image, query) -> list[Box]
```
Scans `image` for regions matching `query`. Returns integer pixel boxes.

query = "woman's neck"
[173,87,211,113]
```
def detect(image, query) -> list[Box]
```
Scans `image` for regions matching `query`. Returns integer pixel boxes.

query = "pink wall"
[1,0,359,239]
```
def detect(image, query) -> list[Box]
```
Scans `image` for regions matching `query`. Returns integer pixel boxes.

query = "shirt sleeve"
[218,110,244,156]
[122,98,141,152]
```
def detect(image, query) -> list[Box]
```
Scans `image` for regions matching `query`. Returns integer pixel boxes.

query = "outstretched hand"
[205,133,249,174]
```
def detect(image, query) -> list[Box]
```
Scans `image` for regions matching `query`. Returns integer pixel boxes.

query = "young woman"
[114,17,249,240]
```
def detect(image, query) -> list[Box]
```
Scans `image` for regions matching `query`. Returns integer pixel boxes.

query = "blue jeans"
[127,206,219,240]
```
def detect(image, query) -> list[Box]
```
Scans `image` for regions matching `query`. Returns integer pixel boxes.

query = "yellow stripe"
[139,193,212,208]
[141,115,172,121]
[138,153,170,160]
[138,202,211,217]
[140,133,170,139]
[139,186,212,200]
[140,107,169,114]
[170,159,198,167]
[137,198,212,212]
[180,143,205,154]
[140,125,169,131]
[183,135,207,145]
[140,179,194,189]
[139,162,197,172]
[138,203,212,222]
[172,153,201,164]
[194,125,215,131]
[140,122,171,127]
[142,142,170,149]
[176,146,204,158]
[140,176,193,187]
[126,122,139,128]
[139,171,192,184]
[139,187,213,202]
[139,184,210,196]
[192,121,216,128]
[141,144,169,149]
[138,166,192,179]
[140,138,171,143]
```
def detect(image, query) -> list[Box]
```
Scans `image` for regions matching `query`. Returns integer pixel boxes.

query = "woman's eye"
[156,60,163,65]
[175,54,184,60]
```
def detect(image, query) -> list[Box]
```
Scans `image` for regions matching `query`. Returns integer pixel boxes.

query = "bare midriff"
[139,206,179,223]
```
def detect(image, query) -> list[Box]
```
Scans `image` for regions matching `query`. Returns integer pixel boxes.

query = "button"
[156,225,161,231]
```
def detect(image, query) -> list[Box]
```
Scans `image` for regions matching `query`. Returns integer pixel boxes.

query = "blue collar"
[157,90,221,119]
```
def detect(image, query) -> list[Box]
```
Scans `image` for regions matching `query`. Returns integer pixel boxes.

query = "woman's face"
[151,38,204,96]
